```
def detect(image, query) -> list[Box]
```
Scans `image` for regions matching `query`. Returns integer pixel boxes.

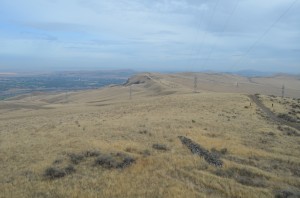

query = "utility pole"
[194,75,197,93]
[282,84,285,98]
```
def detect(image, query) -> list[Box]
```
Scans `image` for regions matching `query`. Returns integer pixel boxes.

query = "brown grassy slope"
[159,72,300,98]
[0,73,300,198]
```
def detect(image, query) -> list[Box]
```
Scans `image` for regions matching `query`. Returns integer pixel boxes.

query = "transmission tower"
[194,76,198,93]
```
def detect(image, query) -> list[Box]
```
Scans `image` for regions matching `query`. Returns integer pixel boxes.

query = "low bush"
[95,153,135,169]
[44,167,66,179]
[69,153,84,165]
[213,167,268,187]
[152,144,168,151]
[84,150,101,157]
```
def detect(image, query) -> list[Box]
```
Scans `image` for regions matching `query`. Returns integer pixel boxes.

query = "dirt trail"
[248,95,300,131]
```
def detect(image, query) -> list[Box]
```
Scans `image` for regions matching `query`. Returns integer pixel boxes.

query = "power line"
[203,0,240,67]
[199,0,220,69]
[191,0,220,70]
[187,0,209,71]
[232,0,298,69]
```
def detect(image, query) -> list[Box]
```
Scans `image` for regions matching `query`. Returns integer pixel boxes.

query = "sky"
[0,0,299,73]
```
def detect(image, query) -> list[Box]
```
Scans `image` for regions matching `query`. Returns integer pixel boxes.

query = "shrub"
[152,144,168,151]
[139,130,148,134]
[213,167,268,187]
[84,150,101,157]
[267,132,275,136]
[275,190,296,198]
[95,154,117,169]
[69,153,84,164]
[278,113,297,123]
[64,165,76,174]
[95,153,135,169]
[44,167,66,179]
[44,165,76,179]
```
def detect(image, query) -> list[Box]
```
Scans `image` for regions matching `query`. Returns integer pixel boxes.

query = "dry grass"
[259,95,300,124]
[1,73,300,198]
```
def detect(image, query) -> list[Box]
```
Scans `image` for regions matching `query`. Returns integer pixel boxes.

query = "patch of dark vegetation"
[275,189,300,198]
[84,150,101,157]
[139,129,148,134]
[268,158,300,177]
[45,150,135,179]
[138,129,152,136]
[192,120,196,123]
[213,167,268,187]
[178,136,223,167]
[64,165,76,174]
[95,152,135,169]
[152,144,168,151]
[259,137,268,144]
[44,165,76,180]
[291,103,300,109]
[291,167,300,177]
[278,126,300,136]
[75,120,80,127]
[69,153,85,165]
[44,167,65,179]
[255,107,269,120]
[267,131,275,136]
[278,113,297,123]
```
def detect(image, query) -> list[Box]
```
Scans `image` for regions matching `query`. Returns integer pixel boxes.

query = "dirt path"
[249,94,300,131]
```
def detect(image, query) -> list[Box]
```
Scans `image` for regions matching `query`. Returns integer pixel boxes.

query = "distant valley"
[0,70,135,100]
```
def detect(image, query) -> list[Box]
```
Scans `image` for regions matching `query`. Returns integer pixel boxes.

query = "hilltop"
[0,72,300,198]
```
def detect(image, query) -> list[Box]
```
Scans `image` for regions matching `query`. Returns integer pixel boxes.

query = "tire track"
[248,94,300,131]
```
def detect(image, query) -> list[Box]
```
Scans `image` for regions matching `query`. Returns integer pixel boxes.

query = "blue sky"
[0,0,299,73]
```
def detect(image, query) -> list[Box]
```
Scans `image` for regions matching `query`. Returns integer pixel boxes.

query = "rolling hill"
[0,72,300,198]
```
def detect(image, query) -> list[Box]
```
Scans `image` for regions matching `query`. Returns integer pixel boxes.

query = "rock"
[178,136,223,167]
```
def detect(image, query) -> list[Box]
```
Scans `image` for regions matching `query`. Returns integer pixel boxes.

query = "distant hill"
[227,70,274,77]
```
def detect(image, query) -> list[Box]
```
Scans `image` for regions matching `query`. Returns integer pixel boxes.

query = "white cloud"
[0,0,299,72]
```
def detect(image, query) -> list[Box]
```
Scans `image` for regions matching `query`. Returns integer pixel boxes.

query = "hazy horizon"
[1,0,299,73]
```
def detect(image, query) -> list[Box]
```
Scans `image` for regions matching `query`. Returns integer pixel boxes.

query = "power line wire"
[190,0,220,70]
[203,0,240,67]
[187,0,208,71]
[232,0,298,70]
